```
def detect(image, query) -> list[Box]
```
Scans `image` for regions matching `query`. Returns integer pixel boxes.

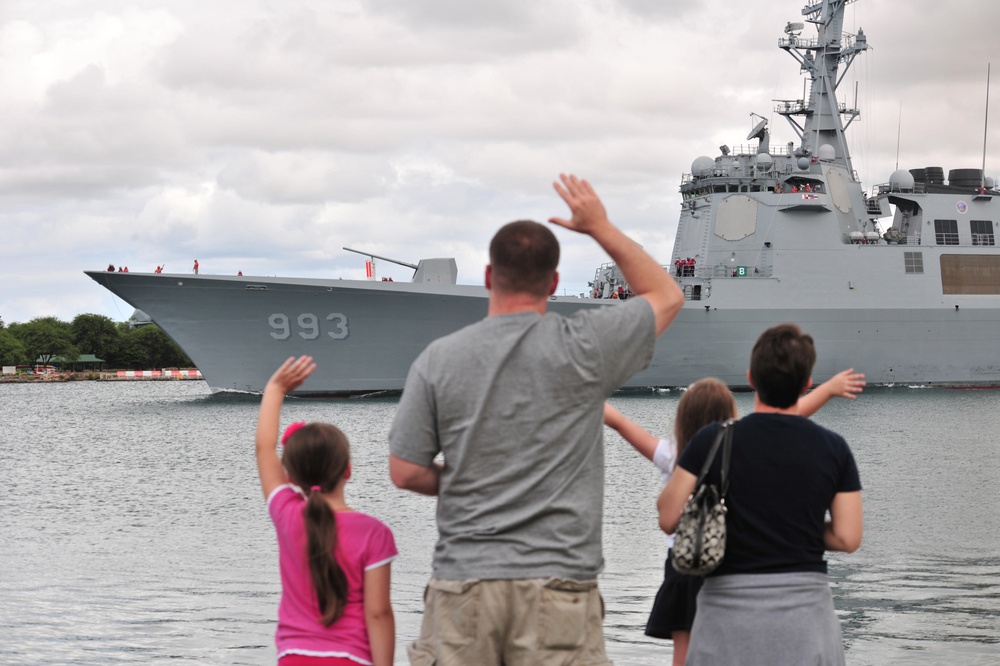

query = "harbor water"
[1,381,998,665]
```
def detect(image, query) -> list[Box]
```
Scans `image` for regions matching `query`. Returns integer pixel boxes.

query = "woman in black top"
[658,324,863,665]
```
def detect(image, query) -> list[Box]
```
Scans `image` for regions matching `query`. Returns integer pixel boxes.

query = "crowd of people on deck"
[106,260,246,276]
[593,284,632,299]
[247,174,863,666]
[775,181,823,194]
[674,257,697,277]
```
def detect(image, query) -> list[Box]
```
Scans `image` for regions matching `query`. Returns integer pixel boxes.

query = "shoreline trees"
[0,314,193,370]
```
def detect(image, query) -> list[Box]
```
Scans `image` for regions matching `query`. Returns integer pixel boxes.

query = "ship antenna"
[896,100,903,171]
[982,63,991,191]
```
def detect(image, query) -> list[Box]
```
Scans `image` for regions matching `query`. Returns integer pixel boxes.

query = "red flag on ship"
[365,261,374,279]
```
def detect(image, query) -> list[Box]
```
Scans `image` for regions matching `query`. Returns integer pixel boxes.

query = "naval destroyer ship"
[86,0,1000,394]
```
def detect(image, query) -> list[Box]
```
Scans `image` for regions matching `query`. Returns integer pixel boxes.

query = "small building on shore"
[37,354,106,373]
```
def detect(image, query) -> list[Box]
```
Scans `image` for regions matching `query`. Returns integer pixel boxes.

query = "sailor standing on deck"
[388,174,684,665]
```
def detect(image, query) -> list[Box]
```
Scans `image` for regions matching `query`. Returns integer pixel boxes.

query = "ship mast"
[776,0,868,176]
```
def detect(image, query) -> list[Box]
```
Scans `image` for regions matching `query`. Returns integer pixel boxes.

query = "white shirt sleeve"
[652,437,677,484]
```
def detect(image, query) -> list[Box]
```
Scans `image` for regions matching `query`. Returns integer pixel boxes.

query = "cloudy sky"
[2,0,998,325]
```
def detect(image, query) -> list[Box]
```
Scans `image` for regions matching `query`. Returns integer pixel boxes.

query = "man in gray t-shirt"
[389,174,684,665]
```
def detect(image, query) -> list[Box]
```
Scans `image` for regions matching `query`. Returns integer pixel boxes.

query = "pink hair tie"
[310,485,322,493]
[281,421,306,446]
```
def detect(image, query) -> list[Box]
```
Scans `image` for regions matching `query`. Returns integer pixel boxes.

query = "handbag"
[671,419,735,576]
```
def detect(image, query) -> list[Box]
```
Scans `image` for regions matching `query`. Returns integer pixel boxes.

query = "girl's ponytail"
[305,488,348,625]
[281,422,351,626]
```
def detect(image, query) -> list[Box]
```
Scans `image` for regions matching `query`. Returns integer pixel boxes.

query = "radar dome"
[889,169,915,191]
[692,156,714,177]
[797,157,811,170]
[755,154,774,170]
[986,176,995,189]
[818,144,836,161]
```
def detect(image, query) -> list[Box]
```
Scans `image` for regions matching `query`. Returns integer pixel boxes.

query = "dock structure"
[0,369,203,383]
[103,370,203,381]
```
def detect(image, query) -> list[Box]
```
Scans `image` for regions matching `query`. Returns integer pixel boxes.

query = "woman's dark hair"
[674,377,738,454]
[750,323,816,408]
[489,220,560,297]
[281,422,351,626]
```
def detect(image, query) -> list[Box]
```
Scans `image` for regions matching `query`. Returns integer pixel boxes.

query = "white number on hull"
[326,313,349,339]
[298,313,319,339]
[268,313,349,340]
[269,314,290,340]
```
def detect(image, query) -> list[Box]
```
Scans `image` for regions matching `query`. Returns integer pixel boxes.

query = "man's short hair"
[749,323,816,408]
[489,220,560,297]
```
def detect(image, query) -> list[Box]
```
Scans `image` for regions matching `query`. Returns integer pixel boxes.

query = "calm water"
[1,381,998,665]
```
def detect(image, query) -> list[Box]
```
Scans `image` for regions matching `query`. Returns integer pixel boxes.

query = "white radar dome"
[797,157,811,170]
[692,156,714,176]
[818,144,836,161]
[889,169,915,190]
[755,154,774,170]
[986,176,995,189]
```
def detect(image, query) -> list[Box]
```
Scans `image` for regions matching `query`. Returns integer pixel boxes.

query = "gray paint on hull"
[85,271,1000,393]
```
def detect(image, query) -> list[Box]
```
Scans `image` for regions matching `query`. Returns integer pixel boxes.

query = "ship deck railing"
[680,163,817,188]
[718,144,797,158]
[778,31,861,53]
[872,182,997,197]
[773,99,851,115]
[872,182,917,196]
[594,262,779,301]
[880,233,1000,247]
[672,266,774,280]
[882,234,922,245]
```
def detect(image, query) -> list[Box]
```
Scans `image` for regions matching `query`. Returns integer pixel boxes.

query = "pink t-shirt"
[268,485,397,665]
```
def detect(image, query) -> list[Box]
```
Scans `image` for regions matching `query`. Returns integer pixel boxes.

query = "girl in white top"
[605,369,864,666]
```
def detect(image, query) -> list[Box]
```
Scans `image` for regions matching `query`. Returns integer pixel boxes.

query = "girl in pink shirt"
[256,355,397,666]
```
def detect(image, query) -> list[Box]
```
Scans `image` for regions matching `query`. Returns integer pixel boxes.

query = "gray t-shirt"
[389,296,656,580]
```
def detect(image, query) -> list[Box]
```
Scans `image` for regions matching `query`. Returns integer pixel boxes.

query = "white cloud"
[2,0,999,324]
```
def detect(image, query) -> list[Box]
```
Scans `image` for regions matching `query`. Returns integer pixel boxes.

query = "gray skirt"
[685,572,845,666]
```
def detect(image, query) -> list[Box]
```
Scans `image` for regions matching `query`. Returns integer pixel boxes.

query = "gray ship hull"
[84,267,1000,394]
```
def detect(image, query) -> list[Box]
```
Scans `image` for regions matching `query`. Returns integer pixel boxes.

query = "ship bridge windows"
[971,220,995,246]
[904,252,924,274]
[934,219,959,245]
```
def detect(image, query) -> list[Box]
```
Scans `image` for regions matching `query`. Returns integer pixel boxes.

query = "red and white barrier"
[115,370,202,378]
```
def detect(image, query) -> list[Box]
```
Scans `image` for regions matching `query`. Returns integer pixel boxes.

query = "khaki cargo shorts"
[407,577,612,666]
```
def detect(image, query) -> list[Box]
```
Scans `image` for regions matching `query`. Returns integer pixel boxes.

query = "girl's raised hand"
[257,356,317,498]
[267,356,317,395]
[823,368,866,400]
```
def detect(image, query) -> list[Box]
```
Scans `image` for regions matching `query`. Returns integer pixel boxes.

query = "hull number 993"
[269,313,349,340]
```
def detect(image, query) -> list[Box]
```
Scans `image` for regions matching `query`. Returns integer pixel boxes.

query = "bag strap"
[719,419,735,498]
[694,418,737,489]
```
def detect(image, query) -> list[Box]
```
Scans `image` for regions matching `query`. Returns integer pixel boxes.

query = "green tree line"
[0,314,192,369]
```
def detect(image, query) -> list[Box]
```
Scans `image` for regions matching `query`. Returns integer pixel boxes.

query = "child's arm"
[799,368,865,418]
[604,403,660,462]
[255,355,317,498]
[364,564,395,666]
